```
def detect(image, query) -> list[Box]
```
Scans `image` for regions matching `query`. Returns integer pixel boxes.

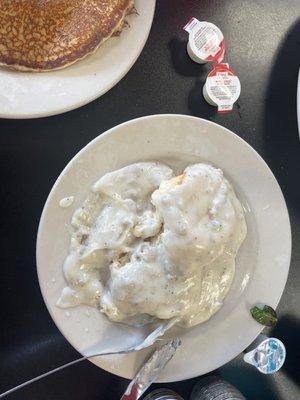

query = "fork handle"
[0,348,131,399]
[0,355,87,399]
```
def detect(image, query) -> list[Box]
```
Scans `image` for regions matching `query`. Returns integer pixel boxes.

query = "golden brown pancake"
[0,0,134,71]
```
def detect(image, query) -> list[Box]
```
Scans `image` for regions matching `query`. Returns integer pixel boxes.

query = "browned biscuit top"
[0,0,133,70]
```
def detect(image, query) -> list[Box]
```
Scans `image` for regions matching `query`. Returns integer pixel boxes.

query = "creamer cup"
[184,18,225,64]
[203,63,241,113]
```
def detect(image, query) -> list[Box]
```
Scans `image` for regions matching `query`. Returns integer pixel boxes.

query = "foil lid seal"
[184,18,225,64]
[203,63,241,113]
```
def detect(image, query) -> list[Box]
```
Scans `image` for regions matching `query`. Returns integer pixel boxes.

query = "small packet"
[203,63,241,113]
[183,17,225,64]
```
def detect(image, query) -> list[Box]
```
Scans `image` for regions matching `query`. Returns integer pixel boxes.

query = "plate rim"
[0,1,156,119]
[36,114,291,382]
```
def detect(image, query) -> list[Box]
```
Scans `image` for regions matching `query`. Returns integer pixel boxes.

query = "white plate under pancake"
[0,0,155,119]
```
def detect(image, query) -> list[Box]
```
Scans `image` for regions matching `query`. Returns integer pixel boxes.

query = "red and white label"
[205,63,241,113]
[184,18,225,63]
[183,17,200,33]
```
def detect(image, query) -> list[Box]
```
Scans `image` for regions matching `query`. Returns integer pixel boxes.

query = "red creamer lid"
[184,18,225,64]
[203,63,241,113]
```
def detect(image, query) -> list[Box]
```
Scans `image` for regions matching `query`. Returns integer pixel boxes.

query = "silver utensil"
[121,338,181,400]
[0,318,179,399]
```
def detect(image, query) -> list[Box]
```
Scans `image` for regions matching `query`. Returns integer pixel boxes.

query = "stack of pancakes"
[0,0,134,71]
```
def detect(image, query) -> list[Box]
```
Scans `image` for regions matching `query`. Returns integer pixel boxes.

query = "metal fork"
[0,318,179,399]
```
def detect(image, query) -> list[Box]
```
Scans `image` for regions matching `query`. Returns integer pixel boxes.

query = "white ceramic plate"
[0,0,155,119]
[37,115,291,382]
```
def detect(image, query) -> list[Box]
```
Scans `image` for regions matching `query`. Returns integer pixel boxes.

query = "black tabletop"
[1,1,300,399]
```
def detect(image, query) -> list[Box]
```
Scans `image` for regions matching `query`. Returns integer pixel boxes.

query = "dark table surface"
[1,1,300,399]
